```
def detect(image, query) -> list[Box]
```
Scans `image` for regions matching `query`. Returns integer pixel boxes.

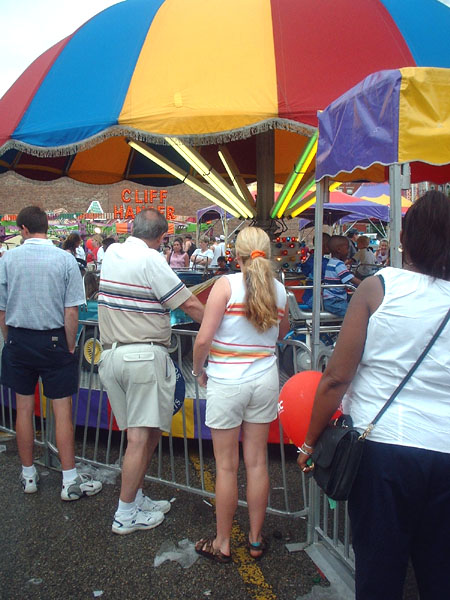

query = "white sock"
[62,468,78,483]
[117,499,136,515]
[135,488,144,504]
[22,465,37,477]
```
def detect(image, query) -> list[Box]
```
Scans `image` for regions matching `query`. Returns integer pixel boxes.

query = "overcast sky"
[2,0,450,100]
[0,0,121,98]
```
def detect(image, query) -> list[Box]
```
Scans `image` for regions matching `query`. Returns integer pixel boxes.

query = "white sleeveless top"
[342,267,450,453]
[206,273,287,383]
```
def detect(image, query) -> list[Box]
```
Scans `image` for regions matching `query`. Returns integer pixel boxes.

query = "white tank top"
[342,267,450,453]
[206,273,287,383]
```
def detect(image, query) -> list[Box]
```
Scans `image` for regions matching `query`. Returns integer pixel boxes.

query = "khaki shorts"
[98,343,175,432]
[205,362,279,429]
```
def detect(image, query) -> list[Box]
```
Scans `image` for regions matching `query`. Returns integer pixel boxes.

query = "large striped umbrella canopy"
[1,0,450,198]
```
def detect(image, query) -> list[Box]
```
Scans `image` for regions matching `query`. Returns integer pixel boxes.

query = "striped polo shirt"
[206,273,287,383]
[98,236,191,346]
[322,257,354,300]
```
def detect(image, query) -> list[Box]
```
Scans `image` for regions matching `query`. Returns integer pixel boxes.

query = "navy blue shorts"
[1,327,79,398]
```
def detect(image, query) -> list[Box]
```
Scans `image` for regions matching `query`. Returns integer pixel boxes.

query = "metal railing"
[0,322,355,582]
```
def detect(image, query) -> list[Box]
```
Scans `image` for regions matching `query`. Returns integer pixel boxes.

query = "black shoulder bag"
[312,308,450,501]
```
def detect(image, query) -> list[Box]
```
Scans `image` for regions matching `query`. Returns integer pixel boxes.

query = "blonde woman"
[193,227,289,563]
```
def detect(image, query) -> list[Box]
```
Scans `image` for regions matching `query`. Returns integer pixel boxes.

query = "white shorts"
[205,362,279,429]
[98,343,175,432]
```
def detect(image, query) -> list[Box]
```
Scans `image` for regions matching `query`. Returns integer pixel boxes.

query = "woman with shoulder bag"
[297,191,450,600]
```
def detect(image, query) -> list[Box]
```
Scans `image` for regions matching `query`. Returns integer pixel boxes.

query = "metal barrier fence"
[0,323,355,585]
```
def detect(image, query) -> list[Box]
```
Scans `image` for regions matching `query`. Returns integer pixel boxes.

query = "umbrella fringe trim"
[0,170,118,188]
[1,119,316,158]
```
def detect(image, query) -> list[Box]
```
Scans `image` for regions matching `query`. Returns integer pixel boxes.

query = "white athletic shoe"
[21,471,39,494]
[61,473,103,501]
[138,495,171,514]
[112,508,165,535]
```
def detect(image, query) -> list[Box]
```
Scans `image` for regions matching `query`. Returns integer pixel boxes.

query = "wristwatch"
[191,369,204,377]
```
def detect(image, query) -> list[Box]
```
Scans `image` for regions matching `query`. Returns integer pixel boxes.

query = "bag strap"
[360,307,450,439]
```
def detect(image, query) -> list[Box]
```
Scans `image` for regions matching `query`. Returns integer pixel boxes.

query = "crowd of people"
[1,192,449,599]
[161,233,227,272]
[298,229,389,317]
[0,206,288,556]
[58,233,116,275]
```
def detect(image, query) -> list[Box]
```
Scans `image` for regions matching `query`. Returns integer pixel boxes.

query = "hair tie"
[250,250,266,260]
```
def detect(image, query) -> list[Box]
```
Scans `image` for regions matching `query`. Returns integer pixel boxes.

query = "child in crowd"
[96,237,115,269]
[375,238,390,266]
[214,256,229,275]
[353,235,377,279]
[323,236,361,317]
[183,234,196,258]
[298,233,330,308]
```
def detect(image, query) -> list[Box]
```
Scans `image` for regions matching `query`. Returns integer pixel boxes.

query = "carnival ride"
[2,4,450,442]
[2,0,450,235]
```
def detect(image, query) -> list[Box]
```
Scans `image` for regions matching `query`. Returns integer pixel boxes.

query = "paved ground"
[0,434,337,600]
[1,428,421,600]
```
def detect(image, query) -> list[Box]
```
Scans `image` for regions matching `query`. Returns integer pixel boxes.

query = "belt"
[102,341,167,351]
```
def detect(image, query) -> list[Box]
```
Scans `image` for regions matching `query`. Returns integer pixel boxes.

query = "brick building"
[0,171,210,220]
[0,172,302,240]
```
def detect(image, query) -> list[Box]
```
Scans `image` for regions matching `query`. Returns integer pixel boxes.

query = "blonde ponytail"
[235,227,279,332]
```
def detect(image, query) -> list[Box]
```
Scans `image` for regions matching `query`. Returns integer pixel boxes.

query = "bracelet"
[297,447,312,456]
[191,369,204,377]
[303,442,314,450]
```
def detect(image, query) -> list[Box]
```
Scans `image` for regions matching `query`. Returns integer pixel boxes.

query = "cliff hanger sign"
[114,188,176,220]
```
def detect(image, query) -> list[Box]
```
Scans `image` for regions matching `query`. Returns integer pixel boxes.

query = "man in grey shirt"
[0,206,102,501]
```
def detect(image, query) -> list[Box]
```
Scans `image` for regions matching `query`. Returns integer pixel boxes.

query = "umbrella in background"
[352,183,412,214]
[297,197,392,229]
[1,0,450,223]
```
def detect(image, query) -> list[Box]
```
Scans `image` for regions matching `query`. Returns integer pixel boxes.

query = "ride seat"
[286,290,343,324]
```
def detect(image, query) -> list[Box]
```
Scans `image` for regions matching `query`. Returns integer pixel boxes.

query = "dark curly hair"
[402,190,450,280]
[63,233,82,253]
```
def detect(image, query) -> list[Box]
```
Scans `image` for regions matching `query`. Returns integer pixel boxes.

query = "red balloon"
[277,371,342,447]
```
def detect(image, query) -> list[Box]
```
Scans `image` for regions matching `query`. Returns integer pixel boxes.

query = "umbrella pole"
[311,178,327,369]
[255,130,275,230]
[389,164,403,268]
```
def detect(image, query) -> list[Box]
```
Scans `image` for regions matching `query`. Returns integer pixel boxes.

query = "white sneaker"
[61,473,103,501]
[21,471,39,494]
[138,495,171,514]
[112,508,165,535]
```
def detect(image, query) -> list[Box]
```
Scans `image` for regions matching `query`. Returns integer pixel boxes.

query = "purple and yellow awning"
[316,67,450,183]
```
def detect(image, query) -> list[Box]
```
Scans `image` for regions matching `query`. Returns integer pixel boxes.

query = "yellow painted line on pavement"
[190,452,276,600]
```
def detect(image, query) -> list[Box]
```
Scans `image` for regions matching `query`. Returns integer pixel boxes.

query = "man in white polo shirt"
[98,208,204,535]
